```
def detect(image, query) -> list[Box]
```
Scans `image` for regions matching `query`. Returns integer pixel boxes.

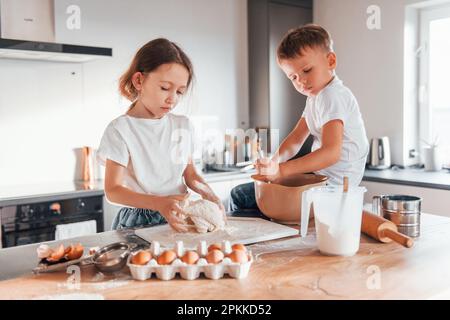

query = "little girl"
[97,38,225,231]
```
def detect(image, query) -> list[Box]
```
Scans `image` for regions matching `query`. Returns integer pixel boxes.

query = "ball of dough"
[182,199,226,233]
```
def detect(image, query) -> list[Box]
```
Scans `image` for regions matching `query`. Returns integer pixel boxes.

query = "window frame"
[419,4,450,146]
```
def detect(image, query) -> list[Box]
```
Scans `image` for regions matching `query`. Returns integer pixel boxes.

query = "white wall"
[314,0,407,165]
[315,0,450,217]
[314,0,450,166]
[0,0,249,187]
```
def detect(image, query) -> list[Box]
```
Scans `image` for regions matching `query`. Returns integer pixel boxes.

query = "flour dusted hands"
[189,180,227,222]
[154,193,190,232]
[201,194,227,222]
[255,156,281,182]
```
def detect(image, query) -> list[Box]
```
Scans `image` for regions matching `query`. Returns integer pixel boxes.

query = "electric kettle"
[368,137,391,169]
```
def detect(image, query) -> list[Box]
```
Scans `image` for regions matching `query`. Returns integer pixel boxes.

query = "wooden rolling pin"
[362,210,414,248]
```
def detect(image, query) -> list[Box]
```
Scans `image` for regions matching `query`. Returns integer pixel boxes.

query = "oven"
[0,195,103,248]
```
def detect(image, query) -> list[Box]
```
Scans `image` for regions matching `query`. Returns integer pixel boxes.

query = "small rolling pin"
[361,210,414,248]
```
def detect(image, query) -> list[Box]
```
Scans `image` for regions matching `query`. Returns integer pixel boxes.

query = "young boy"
[229,24,369,212]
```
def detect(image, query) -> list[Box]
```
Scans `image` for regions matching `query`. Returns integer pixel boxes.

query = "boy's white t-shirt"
[302,75,369,186]
[97,113,194,200]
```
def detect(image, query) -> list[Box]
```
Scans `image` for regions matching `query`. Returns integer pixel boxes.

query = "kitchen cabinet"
[361,180,450,218]
[102,197,121,231]
[208,177,253,208]
[207,181,231,207]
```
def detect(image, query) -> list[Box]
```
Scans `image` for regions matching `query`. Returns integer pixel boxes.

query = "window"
[419,5,450,164]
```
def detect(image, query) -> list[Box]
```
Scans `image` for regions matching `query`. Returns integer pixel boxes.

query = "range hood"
[0,38,112,62]
[0,0,112,62]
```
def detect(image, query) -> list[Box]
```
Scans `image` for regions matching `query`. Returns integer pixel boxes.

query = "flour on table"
[33,293,104,300]
[88,279,130,291]
[181,199,225,233]
[135,217,299,249]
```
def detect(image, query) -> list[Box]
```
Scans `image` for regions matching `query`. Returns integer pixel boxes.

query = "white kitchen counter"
[363,167,450,190]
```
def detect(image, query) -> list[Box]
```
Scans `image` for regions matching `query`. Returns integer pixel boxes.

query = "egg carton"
[127,240,253,281]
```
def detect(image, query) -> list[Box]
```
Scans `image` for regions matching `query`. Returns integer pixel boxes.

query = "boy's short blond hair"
[277,24,333,60]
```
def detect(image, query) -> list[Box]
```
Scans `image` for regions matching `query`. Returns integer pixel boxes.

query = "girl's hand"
[187,178,227,222]
[154,193,190,232]
[201,193,227,222]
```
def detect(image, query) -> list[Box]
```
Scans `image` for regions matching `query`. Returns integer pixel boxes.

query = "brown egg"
[157,250,177,265]
[206,249,224,264]
[66,243,84,260]
[227,249,249,264]
[208,243,222,252]
[131,250,152,265]
[231,243,247,252]
[181,251,200,265]
[36,244,52,259]
[47,244,65,262]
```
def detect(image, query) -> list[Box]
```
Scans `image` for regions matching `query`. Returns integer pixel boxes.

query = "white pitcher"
[301,185,367,256]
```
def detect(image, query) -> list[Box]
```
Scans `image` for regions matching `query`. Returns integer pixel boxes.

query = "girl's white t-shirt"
[302,76,369,186]
[97,113,194,198]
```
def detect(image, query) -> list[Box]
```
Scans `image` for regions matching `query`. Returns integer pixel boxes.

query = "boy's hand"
[255,157,281,182]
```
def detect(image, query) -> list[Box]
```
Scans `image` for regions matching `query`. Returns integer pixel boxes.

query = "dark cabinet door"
[248,0,313,156]
[269,2,312,148]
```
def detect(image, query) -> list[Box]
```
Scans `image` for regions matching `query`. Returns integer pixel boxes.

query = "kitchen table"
[0,213,450,299]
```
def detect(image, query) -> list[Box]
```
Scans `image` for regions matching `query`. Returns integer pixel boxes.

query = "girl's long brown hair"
[119,38,194,101]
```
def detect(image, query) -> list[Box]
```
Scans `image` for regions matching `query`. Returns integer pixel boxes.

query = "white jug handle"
[300,189,312,237]
[372,195,382,216]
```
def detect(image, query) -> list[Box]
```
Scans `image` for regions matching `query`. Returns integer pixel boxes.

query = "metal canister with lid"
[372,195,422,238]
